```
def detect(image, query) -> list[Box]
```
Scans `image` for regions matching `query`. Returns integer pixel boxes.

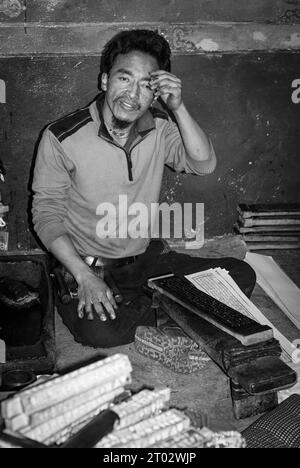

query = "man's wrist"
[172,101,186,118]
[73,263,93,284]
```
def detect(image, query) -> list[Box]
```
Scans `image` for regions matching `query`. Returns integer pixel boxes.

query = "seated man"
[32,29,256,348]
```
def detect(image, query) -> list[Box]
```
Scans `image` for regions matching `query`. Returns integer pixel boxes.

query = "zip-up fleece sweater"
[32,94,216,258]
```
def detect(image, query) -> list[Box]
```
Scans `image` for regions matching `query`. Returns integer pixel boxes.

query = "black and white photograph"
[0,0,300,451]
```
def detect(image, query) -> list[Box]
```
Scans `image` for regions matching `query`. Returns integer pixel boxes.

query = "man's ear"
[101,73,108,92]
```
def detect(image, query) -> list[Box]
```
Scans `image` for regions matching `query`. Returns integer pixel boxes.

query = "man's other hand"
[77,270,118,321]
[150,70,182,112]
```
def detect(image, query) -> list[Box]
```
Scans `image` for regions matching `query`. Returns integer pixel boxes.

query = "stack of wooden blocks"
[234,203,300,250]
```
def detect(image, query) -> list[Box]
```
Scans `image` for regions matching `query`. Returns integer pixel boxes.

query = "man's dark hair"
[100,29,171,75]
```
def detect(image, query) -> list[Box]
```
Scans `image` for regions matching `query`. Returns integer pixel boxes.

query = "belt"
[83,255,139,268]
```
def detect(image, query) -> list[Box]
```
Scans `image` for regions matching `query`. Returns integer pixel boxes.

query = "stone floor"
[54,243,300,434]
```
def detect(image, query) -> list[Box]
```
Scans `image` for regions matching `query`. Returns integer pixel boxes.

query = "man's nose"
[127,82,139,98]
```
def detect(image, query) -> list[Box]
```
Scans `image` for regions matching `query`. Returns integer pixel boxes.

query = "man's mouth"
[117,99,140,112]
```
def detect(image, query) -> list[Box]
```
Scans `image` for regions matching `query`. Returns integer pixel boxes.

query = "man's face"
[101,51,159,126]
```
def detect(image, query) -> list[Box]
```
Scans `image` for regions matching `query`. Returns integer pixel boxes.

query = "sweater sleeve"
[163,119,217,175]
[32,128,74,249]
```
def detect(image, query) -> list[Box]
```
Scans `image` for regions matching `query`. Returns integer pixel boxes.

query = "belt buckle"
[84,256,102,267]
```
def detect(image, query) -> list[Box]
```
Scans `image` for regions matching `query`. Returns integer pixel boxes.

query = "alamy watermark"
[95,195,204,246]
[291,79,300,104]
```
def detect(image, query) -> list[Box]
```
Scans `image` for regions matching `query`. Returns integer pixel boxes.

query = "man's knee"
[58,295,155,348]
[71,318,134,348]
[230,257,256,282]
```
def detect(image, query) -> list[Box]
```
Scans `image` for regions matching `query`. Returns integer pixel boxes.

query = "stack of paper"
[235,203,300,250]
[185,268,297,362]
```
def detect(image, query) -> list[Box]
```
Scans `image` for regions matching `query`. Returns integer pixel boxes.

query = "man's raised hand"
[150,70,182,111]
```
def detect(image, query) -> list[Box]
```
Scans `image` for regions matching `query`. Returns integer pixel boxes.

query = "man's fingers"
[77,298,94,320]
[150,70,179,79]
[156,82,181,92]
[85,299,94,320]
[152,76,181,86]
[151,76,181,88]
[159,86,180,96]
[77,300,85,319]
[104,293,117,320]
[96,290,117,320]
[106,289,118,310]
[103,301,116,321]
[92,301,107,322]
[77,277,118,322]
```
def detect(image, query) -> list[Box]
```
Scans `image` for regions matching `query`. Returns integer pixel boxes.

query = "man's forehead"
[111,51,159,74]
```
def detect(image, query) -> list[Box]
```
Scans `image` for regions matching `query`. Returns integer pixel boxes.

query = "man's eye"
[142,83,152,90]
[119,76,129,82]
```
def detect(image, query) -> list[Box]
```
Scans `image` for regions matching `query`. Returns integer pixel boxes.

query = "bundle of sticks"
[234,203,300,250]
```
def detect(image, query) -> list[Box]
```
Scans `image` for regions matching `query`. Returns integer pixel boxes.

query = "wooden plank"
[238,203,300,219]
[149,284,273,347]
[235,224,300,234]
[239,202,300,212]
[1,22,300,56]
[239,215,300,227]
[156,295,296,400]
[241,211,300,219]
[242,235,300,242]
